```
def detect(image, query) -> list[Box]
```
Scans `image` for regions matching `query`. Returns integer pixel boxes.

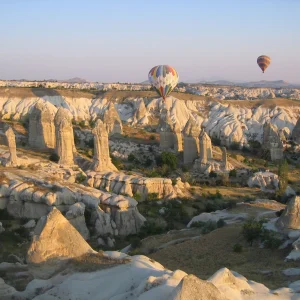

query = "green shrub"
[261,229,282,249]
[244,196,254,203]
[130,236,142,249]
[138,221,165,238]
[182,165,189,173]
[86,138,94,148]
[157,152,178,170]
[209,171,218,178]
[111,156,121,169]
[49,153,59,163]
[212,136,221,146]
[201,221,217,234]
[128,153,135,162]
[89,120,96,128]
[0,209,14,220]
[229,169,237,178]
[233,243,243,253]
[149,135,156,141]
[242,218,263,246]
[217,219,226,228]
[14,227,30,239]
[76,172,87,184]
[230,142,240,150]
[147,193,159,201]
[133,193,142,201]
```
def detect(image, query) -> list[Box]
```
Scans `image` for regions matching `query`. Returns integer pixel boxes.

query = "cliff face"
[0,88,299,146]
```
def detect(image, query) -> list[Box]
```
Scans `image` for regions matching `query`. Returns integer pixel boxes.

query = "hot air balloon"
[257,55,271,73]
[148,65,179,100]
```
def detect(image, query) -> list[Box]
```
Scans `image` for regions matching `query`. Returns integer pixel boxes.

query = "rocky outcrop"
[103,102,123,135]
[199,129,212,164]
[86,171,182,201]
[65,203,90,240]
[90,119,117,172]
[3,172,146,237]
[28,102,55,150]
[277,196,300,231]
[92,201,145,237]
[0,278,16,300]
[209,267,255,297]
[173,122,183,152]
[0,222,4,233]
[4,127,19,166]
[0,87,299,148]
[263,121,283,161]
[292,118,300,144]
[221,147,229,170]
[133,99,147,124]
[159,109,175,150]
[27,208,93,264]
[247,171,279,191]
[170,274,226,300]
[183,117,200,164]
[54,107,76,165]
[158,108,182,152]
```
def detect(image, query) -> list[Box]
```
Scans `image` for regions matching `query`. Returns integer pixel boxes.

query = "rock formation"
[159,108,182,151]
[27,207,93,264]
[247,171,279,191]
[28,102,55,149]
[90,119,117,172]
[173,122,183,152]
[65,203,90,240]
[0,278,16,300]
[3,172,146,237]
[159,109,175,150]
[263,121,283,161]
[292,118,300,144]
[276,196,300,231]
[4,127,18,166]
[170,274,226,300]
[199,129,212,164]
[183,117,200,164]
[221,147,229,170]
[103,102,123,135]
[86,171,183,201]
[133,99,147,124]
[54,107,76,165]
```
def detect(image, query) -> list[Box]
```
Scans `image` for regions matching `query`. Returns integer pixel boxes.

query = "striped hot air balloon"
[257,55,271,73]
[148,65,179,100]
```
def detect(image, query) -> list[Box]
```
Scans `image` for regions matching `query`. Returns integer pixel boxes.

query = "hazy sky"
[1,0,300,83]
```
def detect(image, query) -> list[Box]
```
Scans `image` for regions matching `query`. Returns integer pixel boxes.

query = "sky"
[1,0,300,83]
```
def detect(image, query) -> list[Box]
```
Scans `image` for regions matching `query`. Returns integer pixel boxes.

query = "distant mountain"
[140,80,150,84]
[189,79,300,89]
[60,77,87,83]
[240,80,296,88]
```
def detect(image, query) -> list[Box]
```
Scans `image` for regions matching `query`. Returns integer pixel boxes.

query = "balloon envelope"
[257,55,271,73]
[148,65,179,99]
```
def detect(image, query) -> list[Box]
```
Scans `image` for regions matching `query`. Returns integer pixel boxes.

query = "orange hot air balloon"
[257,55,271,73]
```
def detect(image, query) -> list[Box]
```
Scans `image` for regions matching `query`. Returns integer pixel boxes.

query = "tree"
[229,169,237,178]
[209,171,217,178]
[159,152,178,170]
[242,218,263,246]
[278,160,289,192]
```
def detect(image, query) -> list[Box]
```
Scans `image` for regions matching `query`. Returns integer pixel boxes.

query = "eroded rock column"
[183,117,200,164]
[28,102,55,149]
[54,108,76,165]
[4,127,18,166]
[91,119,117,172]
